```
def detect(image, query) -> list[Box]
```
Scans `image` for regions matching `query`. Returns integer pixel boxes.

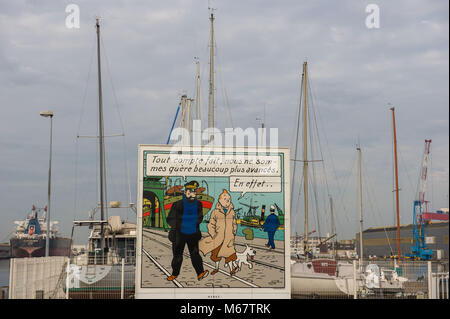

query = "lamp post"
[40,110,53,257]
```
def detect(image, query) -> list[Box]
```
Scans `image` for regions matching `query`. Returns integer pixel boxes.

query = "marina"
[0,1,448,302]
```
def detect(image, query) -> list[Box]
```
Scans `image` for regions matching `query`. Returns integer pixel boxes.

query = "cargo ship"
[236,203,285,230]
[10,205,71,258]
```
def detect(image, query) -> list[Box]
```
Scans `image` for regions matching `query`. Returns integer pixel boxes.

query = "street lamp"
[40,110,53,257]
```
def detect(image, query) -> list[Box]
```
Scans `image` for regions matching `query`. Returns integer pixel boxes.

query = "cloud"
[0,0,448,243]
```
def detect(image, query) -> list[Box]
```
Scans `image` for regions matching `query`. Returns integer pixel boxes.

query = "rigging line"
[292,161,302,230]
[100,35,132,206]
[310,165,322,238]
[96,113,99,214]
[307,75,329,236]
[307,76,334,235]
[307,70,349,225]
[104,138,111,220]
[398,145,416,200]
[73,35,94,218]
[0,230,14,243]
[100,35,125,134]
[334,153,357,227]
[76,35,96,136]
[102,138,109,221]
[223,83,234,129]
[122,121,132,205]
[362,155,394,255]
[214,39,234,129]
[294,169,305,233]
[73,136,79,220]
[309,104,333,235]
[306,88,322,238]
[291,66,304,209]
[198,34,211,129]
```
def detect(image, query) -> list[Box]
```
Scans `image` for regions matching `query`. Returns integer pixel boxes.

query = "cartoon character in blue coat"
[261,205,280,249]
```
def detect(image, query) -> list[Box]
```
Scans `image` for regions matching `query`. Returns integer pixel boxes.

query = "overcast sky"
[0,0,448,244]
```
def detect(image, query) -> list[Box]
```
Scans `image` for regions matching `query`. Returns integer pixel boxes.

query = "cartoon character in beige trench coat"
[199,189,239,276]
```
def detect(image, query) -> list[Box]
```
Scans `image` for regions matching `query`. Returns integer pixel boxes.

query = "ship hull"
[291,260,355,298]
[66,263,135,299]
[10,237,71,258]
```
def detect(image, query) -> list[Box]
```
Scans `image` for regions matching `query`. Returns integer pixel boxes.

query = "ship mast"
[302,61,309,258]
[180,95,187,143]
[195,57,201,122]
[390,106,401,263]
[96,17,106,251]
[208,11,215,142]
[357,144,364,263]
[329,196,337,259]
[187,98,193,135]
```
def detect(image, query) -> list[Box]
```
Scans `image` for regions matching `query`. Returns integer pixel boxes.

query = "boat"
[67,215,136,299]
[289,63,410,298]
[337,145,407,297]
[65,18,136,299]
[236,202,285,230]
[336,113,408,297]
[289,61,358,298]
[10,205,71,258]
[292,257,356,297]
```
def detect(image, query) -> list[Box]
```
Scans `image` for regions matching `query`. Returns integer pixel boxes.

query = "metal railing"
[65,257,135,299]
[65,248,135,299]
[431,272,449,299]
[291,258,449,299]
[8,256,68,299]
[7,255,447,299]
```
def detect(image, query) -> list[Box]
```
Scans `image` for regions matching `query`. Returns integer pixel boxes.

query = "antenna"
[208,0,217,14]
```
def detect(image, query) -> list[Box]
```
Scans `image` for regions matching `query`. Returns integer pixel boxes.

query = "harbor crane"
[239,201,259,218]
[406,139,433,260]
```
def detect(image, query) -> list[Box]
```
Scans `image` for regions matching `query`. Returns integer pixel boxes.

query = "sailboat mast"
[390,106,402,262]
[357,145,363,262]
[195,57,201,122]
[302,61,309,258]
[181,95,187,143]
[208,12,215,142]
[329,196,336,258]
[187,98,193,135]
[96,17,106,250]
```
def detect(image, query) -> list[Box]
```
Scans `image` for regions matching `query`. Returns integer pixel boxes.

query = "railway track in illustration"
[143,228,285,272]
[142,229,285,288]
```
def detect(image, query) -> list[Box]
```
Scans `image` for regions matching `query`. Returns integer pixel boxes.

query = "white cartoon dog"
[227,244,256,272]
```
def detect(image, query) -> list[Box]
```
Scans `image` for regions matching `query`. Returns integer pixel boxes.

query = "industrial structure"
[356,221,448,260]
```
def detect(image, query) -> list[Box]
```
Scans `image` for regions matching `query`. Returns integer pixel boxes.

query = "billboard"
[135,145,290,299]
